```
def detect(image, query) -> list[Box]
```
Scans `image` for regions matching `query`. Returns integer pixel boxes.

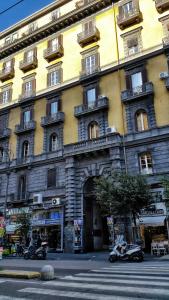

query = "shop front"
[31,205,64,252]
[138,202,168,253]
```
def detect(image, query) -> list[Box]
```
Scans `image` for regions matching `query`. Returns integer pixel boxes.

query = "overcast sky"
[0,0,56,32]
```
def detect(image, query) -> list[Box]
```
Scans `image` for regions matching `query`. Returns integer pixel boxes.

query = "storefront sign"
[7,207,29,216]
[141,209,164,216]
[32,217,61,226]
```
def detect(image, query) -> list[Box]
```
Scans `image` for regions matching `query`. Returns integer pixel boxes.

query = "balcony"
[19,56,38,72]
[76,0,94,9]
[19,91,36,101]
[64,133,121,157]
[80,65,100,81]
[74,96,108,117]
[155,0,169,13]
[41,112,65,127]
[117,8,143,30]
[121,82,154,103]
[0,67,14,82]
[44,44,64,62]
[9,192,29,203]
[165,76,169,90]
[0,128,11,140]
[14,120,36,135]
[77,27,100,47]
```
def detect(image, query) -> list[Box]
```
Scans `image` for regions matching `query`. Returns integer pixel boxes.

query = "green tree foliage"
[95,172,152,225]
[162,176,169,207]
[16,212,30,240]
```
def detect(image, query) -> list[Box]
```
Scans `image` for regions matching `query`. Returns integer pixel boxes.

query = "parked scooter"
[109,242,144,263]
[23,242,48,260]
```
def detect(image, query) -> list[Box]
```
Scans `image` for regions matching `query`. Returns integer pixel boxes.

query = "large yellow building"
[0,0,169,252]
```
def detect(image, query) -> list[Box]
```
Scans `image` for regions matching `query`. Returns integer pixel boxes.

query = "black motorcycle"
[23,242,47,260]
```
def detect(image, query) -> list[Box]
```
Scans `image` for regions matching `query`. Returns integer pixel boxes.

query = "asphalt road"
[0,259,169,299]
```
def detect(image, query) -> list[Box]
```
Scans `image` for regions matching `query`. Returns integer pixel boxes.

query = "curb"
[0,270,40,279]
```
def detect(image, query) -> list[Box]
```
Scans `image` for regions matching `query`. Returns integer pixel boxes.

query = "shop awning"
[6,224,21,234]
[138,216,166,227]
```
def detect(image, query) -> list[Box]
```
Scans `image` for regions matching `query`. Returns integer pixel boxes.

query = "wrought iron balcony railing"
[121,82,154,103]
[117,7,143,30]
[19,55,38,72]
[0,67,14,82]
[74,96,108,117]
[43,44,64,62]
[77,27,100,47]
[0,128,11,140]
[14,120,36,134]
[155,0,169,13]
[41,112,65,127]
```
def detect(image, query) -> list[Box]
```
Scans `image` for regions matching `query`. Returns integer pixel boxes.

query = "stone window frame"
[81,16,95,32]
[49,132,59,152]
[51,8,61,21]
[21,73,36,97]
[20,104,34,126]
[88,120,100,139]
[0,83,13,105]
[83,79,99,106]
[46,62,63,87]
[159,14,169,40]
[46,94,61,116]
[22,140,30,159]
[121,26,143,58]
[135,109,149,132]
[47,168,56,188]
[17,173,27,200]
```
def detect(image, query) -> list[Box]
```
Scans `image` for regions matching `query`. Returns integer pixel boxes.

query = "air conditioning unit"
[32,193,43,205]
[159,72,168,79]
[128,48,137,55]
[106,127,117,134]
[98,95,106,99]
[52,198,61,206]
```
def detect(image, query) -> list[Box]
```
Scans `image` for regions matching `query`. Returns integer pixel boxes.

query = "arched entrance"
[83,177,109,252]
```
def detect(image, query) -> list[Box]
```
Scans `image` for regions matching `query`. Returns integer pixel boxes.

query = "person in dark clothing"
[37,235,42,248]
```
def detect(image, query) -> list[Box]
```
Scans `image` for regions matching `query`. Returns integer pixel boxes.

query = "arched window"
[50,133,58,151]
[22,141,29,159]
[136,110,148,132]
[88,121,100,139]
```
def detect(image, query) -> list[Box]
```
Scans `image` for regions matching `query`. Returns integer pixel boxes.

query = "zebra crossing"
[0,262,169,299]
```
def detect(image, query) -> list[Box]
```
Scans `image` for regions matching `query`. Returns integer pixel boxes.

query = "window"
[49,70,60,86]
[85,55,96,74]
[51,9,60,21]
[2,90,9,104]
[4,61,12,72]
[51,101,58,115]
[51,38,58,51]
[86,88,96,108]
[22,141,29,159]
[18,175,27,200]
[5,36,11,45]
[27,50,34,62]
[139,153,153,174]
[50,133,58,151]
[127,38,138,55]
[12,33,18,42]
[131,72,142,93]
[122,1,133,17]
[28,22,38,33]
[47,168,56,188]
[136,110,148,132]
[23,110,31,127]
[83,20,94,34]
[88,121,99,139]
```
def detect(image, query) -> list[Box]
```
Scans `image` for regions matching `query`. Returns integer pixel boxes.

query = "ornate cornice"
[0,0,112,60]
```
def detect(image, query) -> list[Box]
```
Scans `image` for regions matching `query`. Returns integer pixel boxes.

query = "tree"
[16,211,30,241]
[95,172,152,241]
[162,176,169,207]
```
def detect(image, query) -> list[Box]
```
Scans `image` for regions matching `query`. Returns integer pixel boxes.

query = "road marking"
[19,287,149,300]
[102,267,169,272]
[77,272,169,281]
[0,279,6,283]
[43,280,169,296]
[63,275,169,286]
[91,269,169,275]
[0,296,32,300]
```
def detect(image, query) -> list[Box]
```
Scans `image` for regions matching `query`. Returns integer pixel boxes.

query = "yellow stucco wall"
[8,107,20,158]
[34,98,46,155]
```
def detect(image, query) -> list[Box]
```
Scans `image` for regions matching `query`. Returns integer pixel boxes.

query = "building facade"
[0,0,169,252]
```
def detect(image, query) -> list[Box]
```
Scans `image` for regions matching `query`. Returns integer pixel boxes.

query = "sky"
[0,0,56,32]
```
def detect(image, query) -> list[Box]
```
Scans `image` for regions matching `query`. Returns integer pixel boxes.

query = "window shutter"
[0,93,3,104]
[46,101,51,115]
[8,89,12,103]
[48,39,52,49]
[133,0,139,10]
[11,58,15,68]
[81,58,86,74]
[30,108,34,120]
[126,73,131,90]
[142,68,147,83]
[58,34,63,46]
[58,68,63,83]
[32,79,36,93]
[47,73,51,87]
[118,5,123,17]
[22,82,25,96]
[33,47,37,58]
[95,53,100,71]
[24,51,27,61]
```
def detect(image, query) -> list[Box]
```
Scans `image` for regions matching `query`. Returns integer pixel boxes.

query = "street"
[0,257,169,299]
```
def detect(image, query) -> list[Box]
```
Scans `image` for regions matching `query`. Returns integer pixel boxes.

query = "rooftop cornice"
[0,0,112,60]
[0,0,70,39]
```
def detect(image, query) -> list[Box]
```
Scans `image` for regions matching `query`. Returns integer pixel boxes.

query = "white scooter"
[109,242,144,263]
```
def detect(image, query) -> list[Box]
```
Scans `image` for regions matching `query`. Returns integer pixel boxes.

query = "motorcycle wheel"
[131,254,143,262]
[109,255,116,263]
[24,253,29,260]
[43,252,46,260]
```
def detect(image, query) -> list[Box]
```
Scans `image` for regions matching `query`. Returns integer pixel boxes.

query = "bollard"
[40,265,55,280]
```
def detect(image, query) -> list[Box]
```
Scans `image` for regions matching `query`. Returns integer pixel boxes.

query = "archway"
[83,177,109,252]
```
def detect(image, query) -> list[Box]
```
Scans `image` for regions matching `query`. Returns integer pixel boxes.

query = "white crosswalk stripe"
[19,263,169,299]
[0,297,32,300]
